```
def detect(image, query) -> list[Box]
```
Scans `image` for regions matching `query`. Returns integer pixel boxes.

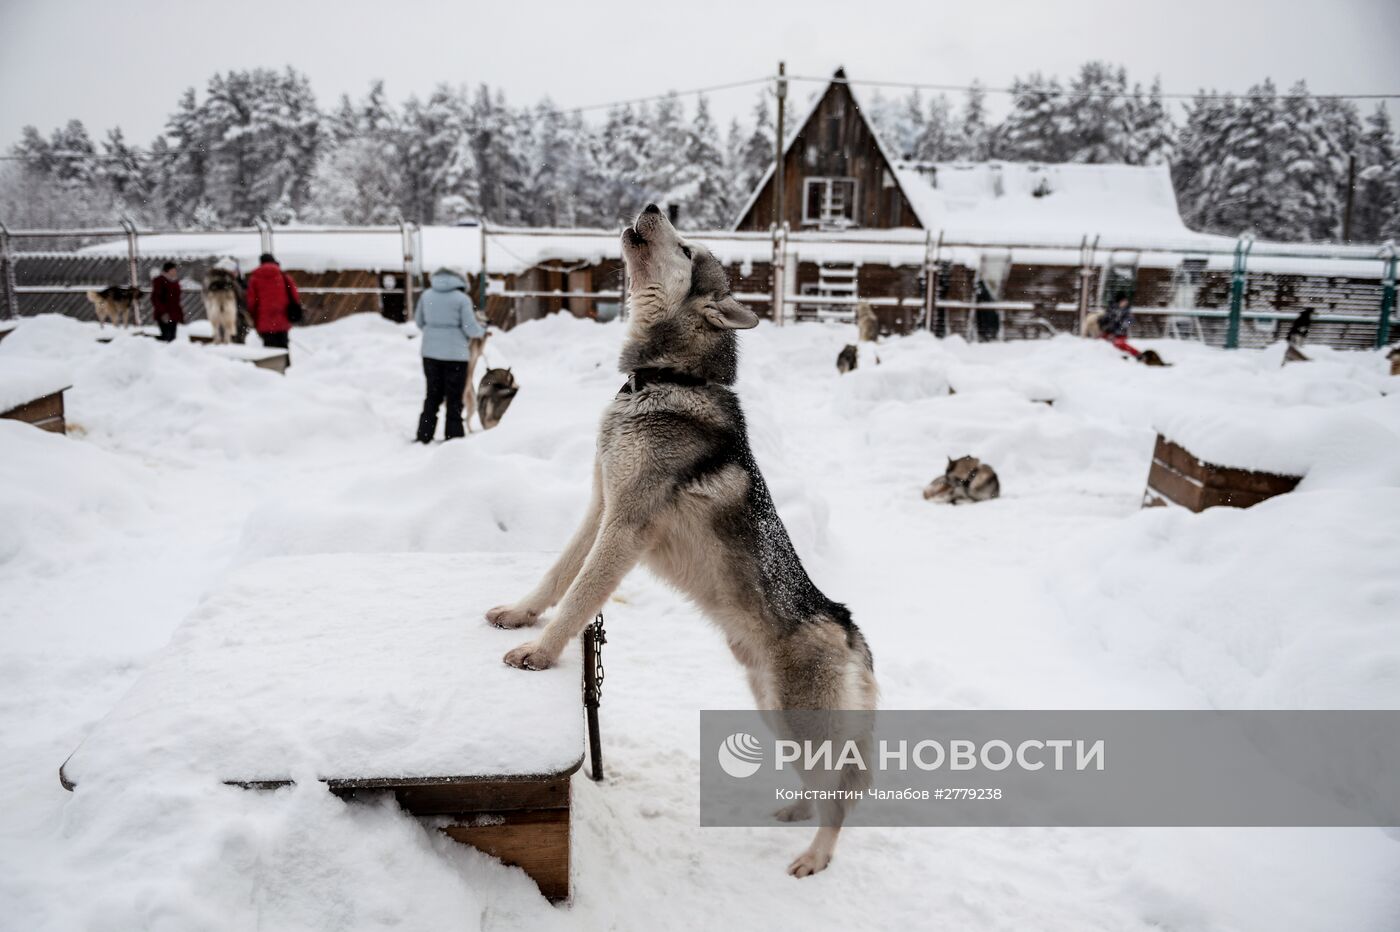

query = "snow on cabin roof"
[892,160,1200,245]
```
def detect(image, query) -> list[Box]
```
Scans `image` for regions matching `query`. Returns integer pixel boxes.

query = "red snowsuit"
[245,262,300,334]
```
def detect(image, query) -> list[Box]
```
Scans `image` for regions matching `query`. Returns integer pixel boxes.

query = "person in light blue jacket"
[414,268,486,442]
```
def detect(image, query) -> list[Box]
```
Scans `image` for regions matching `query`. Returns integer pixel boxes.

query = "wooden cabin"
[736,68,919,232]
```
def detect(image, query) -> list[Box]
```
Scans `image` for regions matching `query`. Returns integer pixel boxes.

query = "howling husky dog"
[488,204,877,877]
[86,285,141,328]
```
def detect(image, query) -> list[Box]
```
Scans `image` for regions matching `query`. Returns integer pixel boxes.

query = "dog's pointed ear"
[702,295,759,330]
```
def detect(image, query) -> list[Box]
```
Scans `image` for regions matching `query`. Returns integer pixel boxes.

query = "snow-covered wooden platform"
[61,552,585,900]
[0,360,71,434]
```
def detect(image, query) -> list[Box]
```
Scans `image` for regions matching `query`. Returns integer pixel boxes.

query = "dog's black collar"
[618,366,709,395]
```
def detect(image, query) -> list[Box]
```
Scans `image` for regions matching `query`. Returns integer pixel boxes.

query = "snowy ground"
[2,313,1398,931]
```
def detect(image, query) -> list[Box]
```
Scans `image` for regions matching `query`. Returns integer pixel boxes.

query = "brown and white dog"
[923,455,1001,504]
[202,264,242,344]
[86,286,141,328]
[487,205,877,877]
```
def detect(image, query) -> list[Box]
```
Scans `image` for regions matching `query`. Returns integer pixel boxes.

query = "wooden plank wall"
[738,79,918,231]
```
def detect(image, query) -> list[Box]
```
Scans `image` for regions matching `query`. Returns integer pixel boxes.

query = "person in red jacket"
[150,261,184,342]
[244,253,300,350]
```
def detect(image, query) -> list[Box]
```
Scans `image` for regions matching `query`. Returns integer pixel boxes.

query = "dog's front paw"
[486,604,541,629]
[503,641,556,671]
[787,848,832,878]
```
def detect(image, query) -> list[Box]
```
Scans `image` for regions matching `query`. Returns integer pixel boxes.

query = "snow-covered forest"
[3,61,1397,242]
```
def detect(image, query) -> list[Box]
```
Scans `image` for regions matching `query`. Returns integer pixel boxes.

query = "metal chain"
[588,614,606,705]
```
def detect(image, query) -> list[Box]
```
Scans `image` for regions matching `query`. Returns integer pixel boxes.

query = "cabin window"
[803,177,858,227]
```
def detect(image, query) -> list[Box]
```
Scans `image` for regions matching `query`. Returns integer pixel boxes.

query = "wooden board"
[443,807,571,901]
[224,770,578,900]
[1145,434,1300,513]
[1,389,67,434]
[252,351,288,374]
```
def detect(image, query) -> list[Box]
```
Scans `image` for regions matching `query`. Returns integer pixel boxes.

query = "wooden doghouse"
[1144,434,1301,512]
[2,387,69,434]
[59,553,587,902]
[1,364,71,434]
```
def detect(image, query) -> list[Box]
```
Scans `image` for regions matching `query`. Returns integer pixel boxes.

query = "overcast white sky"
[2,0,1398,149]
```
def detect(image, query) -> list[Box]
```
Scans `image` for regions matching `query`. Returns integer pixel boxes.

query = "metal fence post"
[1226,234,1253,350]
[770,222,787,326]
[1377,243,1397,349]
[925,230,942,335]
[120,217,144,326]
[478,219,489,318]
[255,217,274,257]
[399,218,416,319]
[1076,234,1098,335]
[0,221,17,320]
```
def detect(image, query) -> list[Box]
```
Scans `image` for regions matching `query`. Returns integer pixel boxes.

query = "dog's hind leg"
[772,630,878,877]
[486,459,604,630]
[502,512,647,670]
[464,337,483,432]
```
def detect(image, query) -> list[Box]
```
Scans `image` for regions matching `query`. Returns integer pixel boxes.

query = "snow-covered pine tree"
[1277,81,1346,241]
[911,94,957,162]
[648,92,690,215]
[599,103,654,224]
[954,81,991,160]
[306,137,405,224]
[524,100,579,226]
[197,68,321,224]
[1063,62,1135,163]
[402,85,478,225]
[735,92,774,206]
[999,73,1072,162]
[97,128,154,219]
[155,87,210,224]
[470,85,531,225]
[672,95,730,228]
[1173,91,1234,233]
[1353,105,1399,241]
[1127,78,1175,166]
[894,90,928,161]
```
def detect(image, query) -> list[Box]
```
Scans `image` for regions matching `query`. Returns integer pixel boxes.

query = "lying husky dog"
[489,204,877,877]
[86,285,141,327]
[202,264,242,344]
[923,455,1001,504]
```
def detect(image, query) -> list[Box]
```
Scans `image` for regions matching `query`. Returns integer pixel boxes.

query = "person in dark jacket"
[974,279,1000,342]
[414,267,486,442]
[150,261,184,342]
[245,253,300,350]
[1099,295,1141,357]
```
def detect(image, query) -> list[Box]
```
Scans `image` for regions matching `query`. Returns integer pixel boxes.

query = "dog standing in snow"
[837,302,881,374]
[202,262,242,344]
[488,205,877,878]
[86,285,141,328]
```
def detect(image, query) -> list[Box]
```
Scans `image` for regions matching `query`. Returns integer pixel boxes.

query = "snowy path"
[1,314,1398,931]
